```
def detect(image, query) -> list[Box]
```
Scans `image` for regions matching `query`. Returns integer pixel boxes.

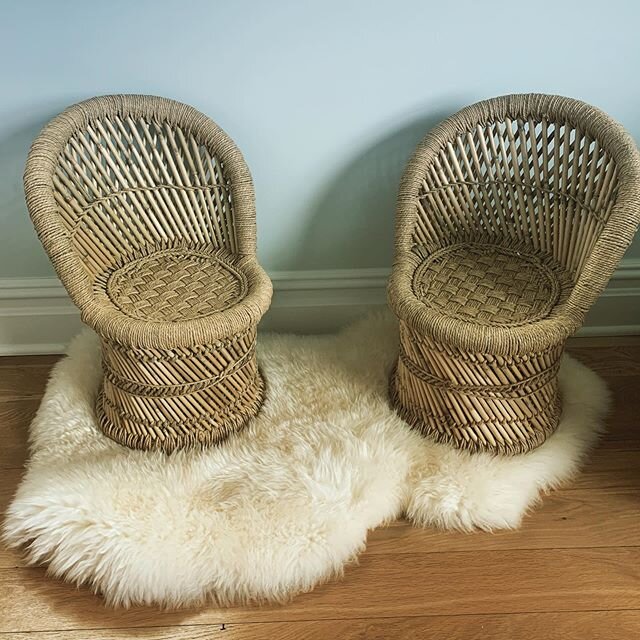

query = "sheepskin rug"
[3,311,608,608]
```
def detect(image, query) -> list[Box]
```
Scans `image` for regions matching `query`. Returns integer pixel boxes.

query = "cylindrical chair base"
[96,328,264,452]
[390,322,563,455]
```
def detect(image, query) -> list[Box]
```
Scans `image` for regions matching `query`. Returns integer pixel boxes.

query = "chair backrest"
[395,94,640,281]
[24,95,257,294]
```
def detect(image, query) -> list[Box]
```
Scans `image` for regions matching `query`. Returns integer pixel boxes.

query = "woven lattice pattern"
[388,94,640,455]
[391,322,562,454]
[24,95,273,452]
[106,249,247,322]
[413,244,560,327]
[411,114,621,276]
[52,113,237,279]
[98,329,263,450]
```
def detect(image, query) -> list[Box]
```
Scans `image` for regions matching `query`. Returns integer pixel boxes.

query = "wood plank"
[0,352,636,467]
[1,393,636,471]
[4,404,635,479]
[0,468,22,515]
[567,335,640,348]
[3,482,636,568]
[0,355,61,368]
[567,342,640,377]
[5,610,640,639]
[1,383,637,567]
[368,487,640,554]
[1,369,637,465]
[570,448,640,490]
[0,340,635,400]
[3,486,635,568]
[0,364,54,400]
[0,398,39,469]
[598,376,639,445]
[1,345,638,638]
[0,467,26,569]
[0,545,23,571]
[1,548,638,632]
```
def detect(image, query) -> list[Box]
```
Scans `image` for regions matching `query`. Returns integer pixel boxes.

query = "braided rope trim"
[71,183,232,233]
[96,370,265,453]
[401,322,565,364]
[102,345,256,397]
[99,368,262,431]
[103,327,255,362]
[393,385,561,427]
[418,178,618,222]
[389,365,562,456]
[397,349,561,398]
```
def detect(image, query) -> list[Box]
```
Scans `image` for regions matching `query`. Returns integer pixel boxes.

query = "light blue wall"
[1,0,639,277]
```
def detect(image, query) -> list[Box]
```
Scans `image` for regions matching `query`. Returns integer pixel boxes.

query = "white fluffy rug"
[3,311,609,608]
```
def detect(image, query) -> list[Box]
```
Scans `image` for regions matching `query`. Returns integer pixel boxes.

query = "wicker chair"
[24,95,272,452]
[388,94,640,455]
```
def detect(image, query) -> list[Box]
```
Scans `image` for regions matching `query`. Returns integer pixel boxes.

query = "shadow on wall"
[0,110,69,278]
[290,104,460,272]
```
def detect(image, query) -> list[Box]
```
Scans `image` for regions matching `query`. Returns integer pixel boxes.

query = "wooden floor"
[1,337,639,638]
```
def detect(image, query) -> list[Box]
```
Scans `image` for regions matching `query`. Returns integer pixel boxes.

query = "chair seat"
[412,242,566,328]
[102,248,248,322]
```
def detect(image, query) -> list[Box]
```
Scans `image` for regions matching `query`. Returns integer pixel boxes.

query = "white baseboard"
[0,261,638,355]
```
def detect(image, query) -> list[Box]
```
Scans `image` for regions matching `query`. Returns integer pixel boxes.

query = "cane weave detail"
[97,328,264,450]
[413,243,561,327]
[106,248,247,322]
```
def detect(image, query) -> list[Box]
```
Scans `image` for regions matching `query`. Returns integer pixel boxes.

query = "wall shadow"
[289,102,462,271]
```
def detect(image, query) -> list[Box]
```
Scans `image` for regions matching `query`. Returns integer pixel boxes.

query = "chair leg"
[95,328,265,452]
[390,321,563,455]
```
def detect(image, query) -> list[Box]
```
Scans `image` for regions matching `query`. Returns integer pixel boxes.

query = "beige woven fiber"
[388,93,640,455]
[24,95,273,452]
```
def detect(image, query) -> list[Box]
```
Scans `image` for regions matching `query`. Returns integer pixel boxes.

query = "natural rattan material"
[388,94,640,455]
[98,328,263,451]
[104,248,247,322]
[24,95,273,452]
[413,243,564,326]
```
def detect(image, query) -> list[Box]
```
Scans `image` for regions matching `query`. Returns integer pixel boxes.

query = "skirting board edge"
[0,260,638,354]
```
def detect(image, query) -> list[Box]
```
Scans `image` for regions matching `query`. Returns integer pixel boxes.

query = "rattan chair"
[388,94,640,455]
[24,95,272,452]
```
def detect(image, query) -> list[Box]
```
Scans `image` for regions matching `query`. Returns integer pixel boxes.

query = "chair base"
[95,329,264,452]
[390,321,563,455]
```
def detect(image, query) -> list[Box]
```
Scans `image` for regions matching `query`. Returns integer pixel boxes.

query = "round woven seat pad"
[3,312,608,608]
[105,248,247,322]
[413,243,564,326]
